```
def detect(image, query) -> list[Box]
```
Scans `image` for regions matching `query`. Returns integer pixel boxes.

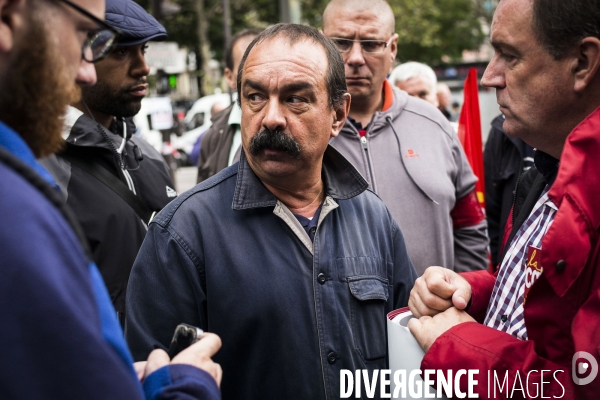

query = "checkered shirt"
[484,187,557,340]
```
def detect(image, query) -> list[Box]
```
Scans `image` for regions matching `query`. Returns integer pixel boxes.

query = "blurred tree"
[135,0,494,93]
[391,0,487,64]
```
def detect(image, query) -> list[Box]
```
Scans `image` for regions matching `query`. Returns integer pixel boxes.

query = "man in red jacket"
[408,0,600,398]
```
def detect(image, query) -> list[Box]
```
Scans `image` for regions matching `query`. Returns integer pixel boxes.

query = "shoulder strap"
[60,146,154,224]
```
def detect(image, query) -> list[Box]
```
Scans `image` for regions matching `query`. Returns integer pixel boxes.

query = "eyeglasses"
[329,36,394,54]
[58,0,120,62]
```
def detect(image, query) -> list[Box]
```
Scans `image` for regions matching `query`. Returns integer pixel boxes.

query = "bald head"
[323,0,395,35]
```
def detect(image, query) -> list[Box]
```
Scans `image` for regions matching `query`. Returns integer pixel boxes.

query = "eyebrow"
[243,79,316,95]
[281,81,314,94]
[333,36,382,41]
[243,79,266,92]
[490,39,521,55]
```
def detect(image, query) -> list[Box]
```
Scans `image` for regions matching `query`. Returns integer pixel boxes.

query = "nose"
[345,41,365,67]
[262,98,286,132]
[131,48,151,78]
[76,60,97,86]
[481,55,505,89]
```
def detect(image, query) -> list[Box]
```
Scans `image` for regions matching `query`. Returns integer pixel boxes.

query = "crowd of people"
[1,0,599,399]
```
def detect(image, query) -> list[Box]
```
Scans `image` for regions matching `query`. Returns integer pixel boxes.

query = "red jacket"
[422,107,600,399]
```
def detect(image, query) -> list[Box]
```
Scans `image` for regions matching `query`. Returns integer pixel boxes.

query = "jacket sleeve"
[423,270,600,399]
[461,269,497,322]
[143,365,220,400]
[449,130,489,273]
[421,323,571,399]
[126,220,208,361]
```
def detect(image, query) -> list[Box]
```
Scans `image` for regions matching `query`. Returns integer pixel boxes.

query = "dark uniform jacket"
[127,145,418,400]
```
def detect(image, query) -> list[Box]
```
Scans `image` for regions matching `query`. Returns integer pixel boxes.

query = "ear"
[224,67,236,91]
[573,37,600,93]
[330,93,351,139]
[389,33,399,64]
[0,0,25,54]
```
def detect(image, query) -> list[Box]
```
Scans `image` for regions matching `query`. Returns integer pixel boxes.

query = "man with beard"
[126,24,417,400]
[41,0,177,323]
[0,0,222,398]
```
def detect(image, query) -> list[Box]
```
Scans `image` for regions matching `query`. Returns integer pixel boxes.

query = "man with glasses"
[0,0,222,398]
[41,0,178,325]
[323,0,489,276]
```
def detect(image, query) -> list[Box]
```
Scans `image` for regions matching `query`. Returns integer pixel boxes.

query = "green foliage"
[391,0,486,64]
[135,0,491,76]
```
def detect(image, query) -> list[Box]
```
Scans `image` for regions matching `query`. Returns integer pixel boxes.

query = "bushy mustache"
[249,128,301,158]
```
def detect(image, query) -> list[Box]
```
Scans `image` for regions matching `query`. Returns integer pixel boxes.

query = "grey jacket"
[330,86,488,274]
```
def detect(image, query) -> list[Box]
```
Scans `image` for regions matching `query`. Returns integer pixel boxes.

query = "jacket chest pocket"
[348,275,389,362]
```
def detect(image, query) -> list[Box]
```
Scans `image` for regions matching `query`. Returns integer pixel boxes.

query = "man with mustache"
[323,0,489,276]
[126,23,417,399]
[41,0,177,324]
[0,0,222,398]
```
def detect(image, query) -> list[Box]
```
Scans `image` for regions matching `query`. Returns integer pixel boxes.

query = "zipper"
[360,136,376,189]
[122,169,137,195]
[116,120,137,195]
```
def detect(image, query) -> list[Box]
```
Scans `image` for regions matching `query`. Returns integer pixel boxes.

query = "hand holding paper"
[407,308,476,352]
[408,266,472,318]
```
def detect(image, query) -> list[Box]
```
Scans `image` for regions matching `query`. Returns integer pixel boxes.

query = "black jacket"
[40,107,177,315]
[502,150,558,262]
[196,104,236,183]
[484,115,527,266]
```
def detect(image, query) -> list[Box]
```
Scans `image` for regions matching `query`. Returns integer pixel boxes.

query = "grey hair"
[389,62,437,91]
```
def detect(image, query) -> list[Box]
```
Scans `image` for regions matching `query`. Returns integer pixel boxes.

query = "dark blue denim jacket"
[126,145,417,400]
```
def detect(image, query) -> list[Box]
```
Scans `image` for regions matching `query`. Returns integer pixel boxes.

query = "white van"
[174,93,233,156]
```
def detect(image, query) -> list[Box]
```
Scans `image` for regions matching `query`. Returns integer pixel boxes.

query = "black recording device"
[133,144,144,162]
[167,323,204,359]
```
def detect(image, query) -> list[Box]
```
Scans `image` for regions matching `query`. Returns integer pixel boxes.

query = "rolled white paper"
[387,307,448,399]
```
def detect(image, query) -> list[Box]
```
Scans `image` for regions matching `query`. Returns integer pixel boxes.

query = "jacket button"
[317,273,327,284]
[327,351,338,364]
[556,260,566,272]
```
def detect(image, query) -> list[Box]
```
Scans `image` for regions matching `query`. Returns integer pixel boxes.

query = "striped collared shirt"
[484,187,557,340]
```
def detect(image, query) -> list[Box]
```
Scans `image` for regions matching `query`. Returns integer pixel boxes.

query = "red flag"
[457,68,485,209]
